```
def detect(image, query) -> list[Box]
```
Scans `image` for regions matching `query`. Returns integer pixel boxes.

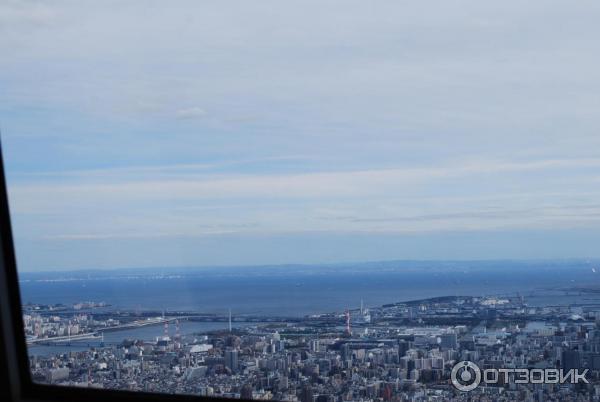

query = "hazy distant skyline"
[2,1,600,271]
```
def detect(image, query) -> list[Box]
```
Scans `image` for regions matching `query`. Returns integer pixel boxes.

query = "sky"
[1,0,600,271]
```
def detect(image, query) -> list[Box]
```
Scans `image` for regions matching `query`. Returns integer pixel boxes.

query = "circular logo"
[451,361,481,392]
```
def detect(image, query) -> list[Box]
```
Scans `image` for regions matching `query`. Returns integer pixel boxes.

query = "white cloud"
[174,107,207,120]
[0,1,55,28]
[10,157,600,208]
[7,157,600,244]
[4,1,600,268]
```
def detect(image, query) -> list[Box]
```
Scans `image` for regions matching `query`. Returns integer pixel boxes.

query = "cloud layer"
[2,1,600,270]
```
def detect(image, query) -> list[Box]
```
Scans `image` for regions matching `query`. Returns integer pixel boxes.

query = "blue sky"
[1,0,600,271]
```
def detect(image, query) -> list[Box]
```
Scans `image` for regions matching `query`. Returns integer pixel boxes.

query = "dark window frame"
[0,143,250,402]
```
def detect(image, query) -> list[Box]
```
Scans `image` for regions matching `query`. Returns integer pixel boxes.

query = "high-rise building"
[300,384,314,402]
[278,376,289,391]
[440,333,458,350]
[240,383,253,400]
[225,349,239,373]
[340,343,351,362]
[562,350,582,371]
[398,340,411,358]
[591,354,600,370]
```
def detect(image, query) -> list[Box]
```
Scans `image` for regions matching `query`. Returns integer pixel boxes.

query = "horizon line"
[16,256,600,275]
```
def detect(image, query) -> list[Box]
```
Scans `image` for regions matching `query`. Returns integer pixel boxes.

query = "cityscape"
[24,289,600,401]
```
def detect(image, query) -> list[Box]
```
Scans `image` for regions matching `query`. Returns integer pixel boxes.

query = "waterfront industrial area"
[23,291,600,401]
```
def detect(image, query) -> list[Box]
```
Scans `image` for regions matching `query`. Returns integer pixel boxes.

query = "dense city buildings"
[24,295,600,401]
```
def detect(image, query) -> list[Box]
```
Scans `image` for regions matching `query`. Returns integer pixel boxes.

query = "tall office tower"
[278,376,289,391]
[340,343,351,362]
[591,354,600,370]
[225,349,239,373]
[382,383,393,401]
[240,383,253,400]
[562,349,582,371]
[300,384,314,402]
[398,340,410,358]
